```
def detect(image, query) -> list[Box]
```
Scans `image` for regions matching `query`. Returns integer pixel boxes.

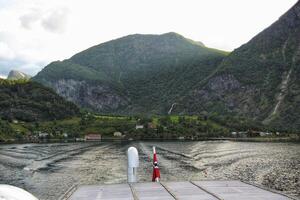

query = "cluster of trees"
[0,79,79,122]
[79,114,136,135]
[1,109,298,142]
[0,118,19,141]
[127,115,230,140]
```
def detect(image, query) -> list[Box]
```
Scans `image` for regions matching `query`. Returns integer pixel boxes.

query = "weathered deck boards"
[64,180,293,200]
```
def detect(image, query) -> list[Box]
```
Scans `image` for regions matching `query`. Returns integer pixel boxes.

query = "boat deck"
[62,180,294,200]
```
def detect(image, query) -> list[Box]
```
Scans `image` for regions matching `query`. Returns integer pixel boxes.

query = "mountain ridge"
[178,1,300,131]
[33,2,300,131]
[34,32,228,114]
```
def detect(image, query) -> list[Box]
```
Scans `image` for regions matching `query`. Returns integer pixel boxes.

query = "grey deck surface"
[65,180,292,200]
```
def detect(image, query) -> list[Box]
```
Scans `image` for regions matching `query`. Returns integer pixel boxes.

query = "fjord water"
[0,141,299,200]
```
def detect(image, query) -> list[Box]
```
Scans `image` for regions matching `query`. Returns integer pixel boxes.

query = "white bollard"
[0,184,38,200]
[127,147,139,183]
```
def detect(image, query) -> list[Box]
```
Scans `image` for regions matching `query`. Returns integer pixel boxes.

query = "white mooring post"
[127,147,139,183]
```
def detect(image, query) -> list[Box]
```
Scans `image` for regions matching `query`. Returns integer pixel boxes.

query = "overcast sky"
[0,0,297,78]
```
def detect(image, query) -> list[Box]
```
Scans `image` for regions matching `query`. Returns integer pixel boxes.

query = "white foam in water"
[23,160,47,172]
[22,144,98,172]
[23,167,31,171]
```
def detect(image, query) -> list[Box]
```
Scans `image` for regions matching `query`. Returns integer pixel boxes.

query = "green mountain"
[33,32,228,114]
[179,1,300,131]
[33,2,300,131]
[0,79,79,122]
[7,70,31,80]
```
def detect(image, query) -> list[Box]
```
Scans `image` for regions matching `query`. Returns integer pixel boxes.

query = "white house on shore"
[113,132,123,137]
[135,125,144,129]
[84,134,101,141]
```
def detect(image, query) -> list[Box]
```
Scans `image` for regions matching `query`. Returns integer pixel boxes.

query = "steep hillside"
[33,3,300,131]
[180,2,300,131]
[7,70,31,80]
[34,32,228,114]
[0,79,79,122]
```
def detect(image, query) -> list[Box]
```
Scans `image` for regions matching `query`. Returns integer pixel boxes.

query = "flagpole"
[152,146,160,182]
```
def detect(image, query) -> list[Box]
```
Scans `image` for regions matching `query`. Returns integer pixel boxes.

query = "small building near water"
[38,132,49,138]
[135,125,144,129]
[259,132,272,137]
[85,133,101,141]
[113,132,123,137]
[231,131,247,138]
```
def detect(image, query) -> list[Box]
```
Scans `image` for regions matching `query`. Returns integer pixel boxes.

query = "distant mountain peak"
[7,70,31,80]
[161,32,183,37]
[34,32,227,114]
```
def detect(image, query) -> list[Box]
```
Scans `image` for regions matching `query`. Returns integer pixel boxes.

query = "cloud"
[0,31,48,77]
[0,32,16,60]
[0,0,15,10]
[19,7,69,33]
[41,8,69,33]
[0,42,15,59]
[0,57,44,77]
[19,9,41,29]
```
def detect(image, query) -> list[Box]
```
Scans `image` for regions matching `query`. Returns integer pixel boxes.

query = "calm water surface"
[0,141,299,200]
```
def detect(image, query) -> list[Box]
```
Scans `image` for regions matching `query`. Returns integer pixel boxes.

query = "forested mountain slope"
[34,32,227,114]
[179,1,300,131]
[33,2,300,131]
[0,79,79,122]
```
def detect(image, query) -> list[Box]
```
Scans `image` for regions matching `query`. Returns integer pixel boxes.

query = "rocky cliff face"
[180,1,300,130]
[182,74,261,118]
[49,79,129,113]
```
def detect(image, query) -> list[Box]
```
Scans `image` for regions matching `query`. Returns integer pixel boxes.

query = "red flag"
[152,146,160,182]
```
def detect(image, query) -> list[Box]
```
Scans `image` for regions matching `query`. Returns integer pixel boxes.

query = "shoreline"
[1,136,299,145]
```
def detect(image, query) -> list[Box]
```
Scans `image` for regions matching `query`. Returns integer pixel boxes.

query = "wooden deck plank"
[162,181,218,200]
[65,181,293,200]
[131,182,174,200]
[193,181,291,200]
[69,184,134,200]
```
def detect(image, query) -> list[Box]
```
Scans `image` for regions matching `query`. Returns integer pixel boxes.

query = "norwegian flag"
[152,146,161,182]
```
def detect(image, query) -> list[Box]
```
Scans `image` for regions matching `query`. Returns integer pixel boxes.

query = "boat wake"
[23,143,107,172]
